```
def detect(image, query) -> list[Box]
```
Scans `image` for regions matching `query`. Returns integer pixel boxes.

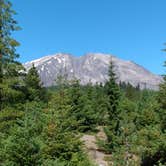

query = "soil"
[81,127,112,166]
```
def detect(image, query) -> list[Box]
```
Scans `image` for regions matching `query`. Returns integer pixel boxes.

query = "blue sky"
[11,0,166,74]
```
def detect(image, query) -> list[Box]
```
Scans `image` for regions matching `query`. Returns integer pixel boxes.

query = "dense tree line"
[0,0,166,165]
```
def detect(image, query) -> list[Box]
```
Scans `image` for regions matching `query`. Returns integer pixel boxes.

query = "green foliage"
[100,60,122,152]
[158,61,166,109]
[1,71,166,165]
[24,64,41,89]
[104,60,121,125]
[0,99,94,165]
[133,126,166,166]
[69,81,102,132]
[120,82,141,101]
[42,101,81,160]
[0,106,24,133]
[1,8,166,164]
[1,78,26,106]
[91,84,109,125]
[40,91,92,165]
[0,0,24,111]
[135,90,160,129]
[24,64,48,102]
[158,61,166,131]
[0,102,45,166]
[0,0,20,68]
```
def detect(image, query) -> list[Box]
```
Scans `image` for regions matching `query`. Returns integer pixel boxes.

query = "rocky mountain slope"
[24,53,163,90]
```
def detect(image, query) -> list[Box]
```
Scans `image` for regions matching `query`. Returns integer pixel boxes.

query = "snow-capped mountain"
[24,53,163,90]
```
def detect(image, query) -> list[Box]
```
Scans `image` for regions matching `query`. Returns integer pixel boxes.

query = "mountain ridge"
[24,53,163,90]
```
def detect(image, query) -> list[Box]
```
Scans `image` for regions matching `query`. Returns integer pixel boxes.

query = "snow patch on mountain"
[24,53,163,90]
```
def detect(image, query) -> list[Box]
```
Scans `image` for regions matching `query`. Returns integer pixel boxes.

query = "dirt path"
[81,127,111,166]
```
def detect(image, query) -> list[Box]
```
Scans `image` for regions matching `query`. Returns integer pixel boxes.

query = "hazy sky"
[11,0,166,74]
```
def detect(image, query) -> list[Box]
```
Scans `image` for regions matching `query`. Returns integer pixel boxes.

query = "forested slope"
[0,0,166,165]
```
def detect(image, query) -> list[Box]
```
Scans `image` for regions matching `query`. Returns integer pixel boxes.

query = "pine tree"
[0,102,45,165]
[69,81,101,132]
[42,90,83,163]
[0,0,25,134]
[158,47,166,131]
[24,64,47,101]
[69,79,86,131]
[91,84,109,125]
[77,84,98,132]
[0,0,23,110]
[158,61,166,131]
[69,79,82,112]
[158,61,166,109]
[104,59,121,130]
[24,64,41,89]
[100,59,122,153]
[125,82,141,101]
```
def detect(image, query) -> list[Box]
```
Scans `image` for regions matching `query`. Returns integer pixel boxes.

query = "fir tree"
[158,61,166,132]
[93,84,109,125]
[158,61,166,109]
[0,0,23,110]
[24,64,47,101]
[0,1,26,135]
[69,81,100,132]
[99,59,122,153]
[69,79,82,112]
[104,59,121,130]
[24,64,41,89]
[0,102,45,165]
[42,90,84,163]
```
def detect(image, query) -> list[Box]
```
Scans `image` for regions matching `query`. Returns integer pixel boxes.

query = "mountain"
[24,53,163,90]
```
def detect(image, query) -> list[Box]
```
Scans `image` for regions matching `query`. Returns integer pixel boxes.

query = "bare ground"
[81,127,112,166]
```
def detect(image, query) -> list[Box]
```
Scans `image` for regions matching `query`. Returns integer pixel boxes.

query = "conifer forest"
[0,0,166,165]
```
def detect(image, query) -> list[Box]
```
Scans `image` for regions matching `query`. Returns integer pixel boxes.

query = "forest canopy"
[0,0,165,166]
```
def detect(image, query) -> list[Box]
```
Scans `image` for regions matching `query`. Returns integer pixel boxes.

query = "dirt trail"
[81,127,111,166]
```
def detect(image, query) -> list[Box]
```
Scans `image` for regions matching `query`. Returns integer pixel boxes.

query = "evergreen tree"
[24,64,47,101]
[69,81,101,132]
[0,102,45,165]
[24,64,41,89]
[125,82,141,101]
[93,84,109,125]
[158,61,166,109]
[77,84,98,132]
[135,90,160,130]
[0,0,23,110]
[98,59,122,153]
[69,79,82,112]
[41,90,91,165]
[104,59,121,130]
[120,82,141,101]
[158,61,166,132]
[158,47,166,132]
[0,0,26,135]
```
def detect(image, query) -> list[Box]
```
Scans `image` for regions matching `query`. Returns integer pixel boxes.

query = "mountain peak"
[24,53,163,89]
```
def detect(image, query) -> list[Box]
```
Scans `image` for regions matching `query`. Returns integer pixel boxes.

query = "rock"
[24,53,163,90]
